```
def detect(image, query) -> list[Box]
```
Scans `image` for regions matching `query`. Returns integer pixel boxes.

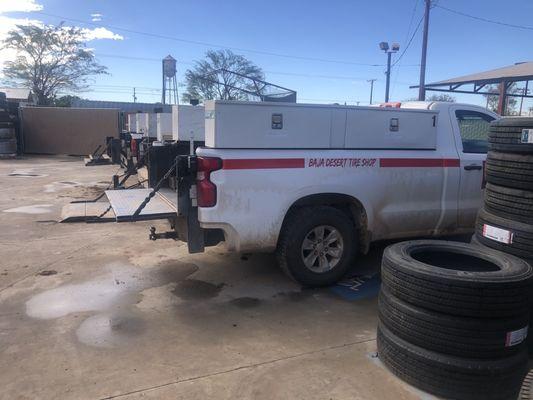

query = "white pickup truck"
[168,100,498,286]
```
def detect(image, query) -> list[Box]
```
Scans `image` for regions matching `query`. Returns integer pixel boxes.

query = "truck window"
[455,110,495,153]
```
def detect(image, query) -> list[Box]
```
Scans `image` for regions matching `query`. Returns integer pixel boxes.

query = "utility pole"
[519,82,529,116]
[385,52,392,103]
[367,79,377,105]
[133,87,137,103]
[379,42,399,103]
[418,0,431,101]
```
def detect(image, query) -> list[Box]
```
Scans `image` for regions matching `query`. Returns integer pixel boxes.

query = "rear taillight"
[197,157,222,207]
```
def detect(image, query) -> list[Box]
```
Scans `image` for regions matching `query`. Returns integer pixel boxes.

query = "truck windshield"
[455,110,495,154]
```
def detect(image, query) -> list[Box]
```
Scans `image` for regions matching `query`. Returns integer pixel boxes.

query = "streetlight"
[379,41,400,103]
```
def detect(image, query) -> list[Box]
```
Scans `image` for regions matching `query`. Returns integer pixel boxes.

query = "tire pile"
[474,117,533,260]
[378,240,532,400]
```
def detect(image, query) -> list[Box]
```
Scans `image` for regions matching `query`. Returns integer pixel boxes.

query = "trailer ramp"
[60,188,177,223]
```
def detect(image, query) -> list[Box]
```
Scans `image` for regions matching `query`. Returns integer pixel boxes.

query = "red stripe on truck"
[220,157,460,170]
[379,158,460,168]
[223,158,306,170]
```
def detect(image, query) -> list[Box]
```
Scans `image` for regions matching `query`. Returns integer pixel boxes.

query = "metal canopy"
[197,69,297,103]
[410,62,533,115]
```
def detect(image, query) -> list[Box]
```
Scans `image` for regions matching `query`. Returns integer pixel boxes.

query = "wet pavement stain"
[276,289,317,302]
[76,312,146,348]
[229,297,261,309]
[152,261,199,284]
[8,173,41,177]
[37,270,58,276]
[172,279,225,300]
[25,261,203,347]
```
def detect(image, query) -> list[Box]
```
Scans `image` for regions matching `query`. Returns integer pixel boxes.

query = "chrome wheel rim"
[301,225,344,273]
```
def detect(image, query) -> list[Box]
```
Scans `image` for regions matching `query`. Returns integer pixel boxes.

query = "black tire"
[486,151,533,191]
[378,285,529,359]
[276,206,356,287]
[0,127,14,140]
[489,117,533,154]
[485,183,533,224]
[381,240,533,318]
[476,207,533,260]
[519,370,533,400]
[377,323,528,400]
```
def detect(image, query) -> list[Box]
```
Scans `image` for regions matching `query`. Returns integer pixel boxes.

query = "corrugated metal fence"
[21,107,119,155]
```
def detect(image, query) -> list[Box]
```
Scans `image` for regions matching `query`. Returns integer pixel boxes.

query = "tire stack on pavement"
[378,240,532,400]
[0,121,16,158]
[474,117,533,261]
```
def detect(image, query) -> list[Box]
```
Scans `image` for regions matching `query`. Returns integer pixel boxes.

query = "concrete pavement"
[0,156,422,400]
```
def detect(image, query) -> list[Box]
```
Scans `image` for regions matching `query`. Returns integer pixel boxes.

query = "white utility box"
[127,114,138,133]
[204,100,438,149]
[171,105,205,142]
[136,113,157,138]
[156,113,173,141]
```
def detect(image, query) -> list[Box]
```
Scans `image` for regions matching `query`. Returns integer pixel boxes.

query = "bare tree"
[183,50,264,102]
[483,84,520,115]
[2,24,107,105]
[427,93,456,102]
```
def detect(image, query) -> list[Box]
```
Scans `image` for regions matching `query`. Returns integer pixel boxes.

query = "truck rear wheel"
[277,206,356,287]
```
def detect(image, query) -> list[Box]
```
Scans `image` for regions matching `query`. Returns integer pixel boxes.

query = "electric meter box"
[204,100,438,150]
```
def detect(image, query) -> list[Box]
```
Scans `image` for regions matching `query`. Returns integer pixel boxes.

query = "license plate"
[482,224,513,244]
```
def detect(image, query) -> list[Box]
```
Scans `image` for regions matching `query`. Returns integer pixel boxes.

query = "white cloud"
[91,13,103,22]
[0,1,123,79]
[0,0,43,14]
[0,16,43,78]
[81,27,123,41]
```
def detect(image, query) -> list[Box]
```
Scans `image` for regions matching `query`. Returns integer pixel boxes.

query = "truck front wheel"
[277,206,357,286]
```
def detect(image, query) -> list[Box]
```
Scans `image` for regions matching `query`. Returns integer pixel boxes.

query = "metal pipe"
[418,0,431,101]
[385,52,392,103]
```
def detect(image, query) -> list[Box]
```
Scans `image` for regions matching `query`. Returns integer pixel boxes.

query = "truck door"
[451,108,496,228]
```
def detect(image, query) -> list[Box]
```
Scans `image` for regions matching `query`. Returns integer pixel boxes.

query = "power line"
[435,4,533,31]
[94,53,416,83]
[35,11,388,67]
[392,15,424,67]
[391,0,420,97]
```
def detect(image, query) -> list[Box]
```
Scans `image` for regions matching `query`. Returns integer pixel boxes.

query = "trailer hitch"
[149,226,178,241]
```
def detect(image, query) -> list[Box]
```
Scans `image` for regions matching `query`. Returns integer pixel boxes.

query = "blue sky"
[1,0,532,109]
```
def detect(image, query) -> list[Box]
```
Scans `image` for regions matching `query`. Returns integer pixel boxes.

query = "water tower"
[161,55,178,104]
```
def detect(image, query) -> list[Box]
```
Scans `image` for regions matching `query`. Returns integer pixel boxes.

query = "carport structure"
[411,62,533,115]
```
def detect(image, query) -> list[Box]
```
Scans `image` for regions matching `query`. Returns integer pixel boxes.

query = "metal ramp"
[60,201,116,223]
[61,188,177,223]
[106,189,176,222]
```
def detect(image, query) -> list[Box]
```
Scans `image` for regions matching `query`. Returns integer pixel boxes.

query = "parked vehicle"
[72,100,498,286]
[172,100,498,285]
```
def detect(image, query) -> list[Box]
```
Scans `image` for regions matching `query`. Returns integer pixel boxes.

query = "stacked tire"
[475,117,533,260]
[0,121,16,158]
[378,240,532,400]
